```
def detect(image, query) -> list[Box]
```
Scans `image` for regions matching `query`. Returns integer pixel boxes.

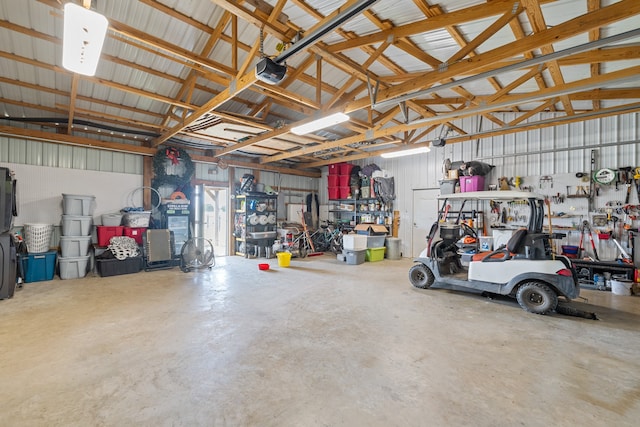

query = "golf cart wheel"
[409,263,435,289]
[516,282,558,315]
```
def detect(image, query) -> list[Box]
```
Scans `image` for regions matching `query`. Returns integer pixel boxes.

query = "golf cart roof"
[438,190,545,201]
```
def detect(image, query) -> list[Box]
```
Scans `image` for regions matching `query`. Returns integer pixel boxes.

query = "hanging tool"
[539,175,553,189]
[440,204,451,222]
[612,238,633,263]
[589,150,596,211]
[545,198,555,260]
[581,220,599,261]
[621,166,633,204]
[635,167,640,203]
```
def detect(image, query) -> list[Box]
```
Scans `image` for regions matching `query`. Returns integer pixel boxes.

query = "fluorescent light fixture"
[381,146,430,158]
[291,112,350,135]
[63,3,109,76]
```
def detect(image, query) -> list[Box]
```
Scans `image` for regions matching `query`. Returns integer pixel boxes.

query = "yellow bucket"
[276,251,292,267]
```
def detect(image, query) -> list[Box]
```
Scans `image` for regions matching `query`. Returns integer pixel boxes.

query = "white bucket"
[611,279,632,296]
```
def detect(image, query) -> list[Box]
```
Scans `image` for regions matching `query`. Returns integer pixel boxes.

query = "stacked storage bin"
[96,213,124,247]
[19,223,56,283]
[339,163,354,199]
[328,163,340,200]
[59,194,93,279]
[328,163,355,200]
[121,210,151,244]
[341,234,367,265]
[365,235,386,262]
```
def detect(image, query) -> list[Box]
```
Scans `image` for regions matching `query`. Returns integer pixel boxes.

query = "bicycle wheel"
[180,237,215,272]
[330,233,343,254]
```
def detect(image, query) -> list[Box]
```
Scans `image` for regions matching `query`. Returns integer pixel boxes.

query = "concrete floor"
[1,254,639,427]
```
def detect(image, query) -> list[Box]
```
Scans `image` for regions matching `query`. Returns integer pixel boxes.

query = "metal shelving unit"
[233,194,278,258]
[328,198,393,227]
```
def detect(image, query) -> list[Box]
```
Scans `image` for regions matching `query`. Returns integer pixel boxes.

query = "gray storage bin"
[439,179,457,195]
[343,249,366,265]
[58,255,90,280]
[60,236,92,257]
[62,194,95,216]
[61,215,93,236]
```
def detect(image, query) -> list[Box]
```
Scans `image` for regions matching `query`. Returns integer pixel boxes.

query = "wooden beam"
[66,74,79,135]
[264,64,640,163]
[521,0,575,115]
[341,0,639,113]
[328,0,544,53]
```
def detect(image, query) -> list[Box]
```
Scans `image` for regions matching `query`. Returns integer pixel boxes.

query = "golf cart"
[409,191,580,314]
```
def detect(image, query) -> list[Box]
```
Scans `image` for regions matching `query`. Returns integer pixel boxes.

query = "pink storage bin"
[459,176,485,192]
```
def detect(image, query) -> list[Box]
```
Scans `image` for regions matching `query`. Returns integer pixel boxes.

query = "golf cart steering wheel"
[460,222,477,239]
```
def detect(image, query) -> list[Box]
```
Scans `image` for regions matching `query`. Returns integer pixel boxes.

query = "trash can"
[385,237,401,260]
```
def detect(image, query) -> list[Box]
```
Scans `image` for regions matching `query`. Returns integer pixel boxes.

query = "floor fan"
[180,237,215,272]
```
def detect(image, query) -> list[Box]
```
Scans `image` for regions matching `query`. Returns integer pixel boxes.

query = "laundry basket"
[23,223,54,253]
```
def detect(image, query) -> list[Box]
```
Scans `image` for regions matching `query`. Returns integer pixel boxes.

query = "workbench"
[572,259,635,283]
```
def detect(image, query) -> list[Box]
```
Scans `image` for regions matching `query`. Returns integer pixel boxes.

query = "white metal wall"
[321,112,640,259]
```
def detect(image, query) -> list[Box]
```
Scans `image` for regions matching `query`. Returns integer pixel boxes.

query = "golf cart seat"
[472,228,528,262]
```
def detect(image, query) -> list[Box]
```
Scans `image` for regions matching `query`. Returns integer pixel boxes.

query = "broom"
[300,209,323,257]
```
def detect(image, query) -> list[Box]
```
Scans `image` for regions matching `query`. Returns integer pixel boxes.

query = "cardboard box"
[354,224,388,236]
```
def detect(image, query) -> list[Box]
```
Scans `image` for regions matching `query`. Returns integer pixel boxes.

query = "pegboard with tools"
[507,172,640,261]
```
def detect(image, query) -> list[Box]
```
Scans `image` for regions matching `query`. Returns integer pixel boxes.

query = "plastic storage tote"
[18,251,57,283]
[101,213,122,226]
[459,176,485,192]
[96,226,124,247]
[123,227,147,245]
[343,234,367,251]
[343,249,366,265]
[61,215,92,236]
[95,256,143,277]
[62,194,95,216]
[58,255,90,280]
[60,236,92,257]
[365,247,385,262]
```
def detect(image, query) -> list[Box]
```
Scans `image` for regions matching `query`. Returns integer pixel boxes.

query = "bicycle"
[311,221,351,254]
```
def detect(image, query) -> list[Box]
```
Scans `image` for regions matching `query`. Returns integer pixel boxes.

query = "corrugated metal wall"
[328,112,640,258]
[4,111,638,258]
[0,136,143,174]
